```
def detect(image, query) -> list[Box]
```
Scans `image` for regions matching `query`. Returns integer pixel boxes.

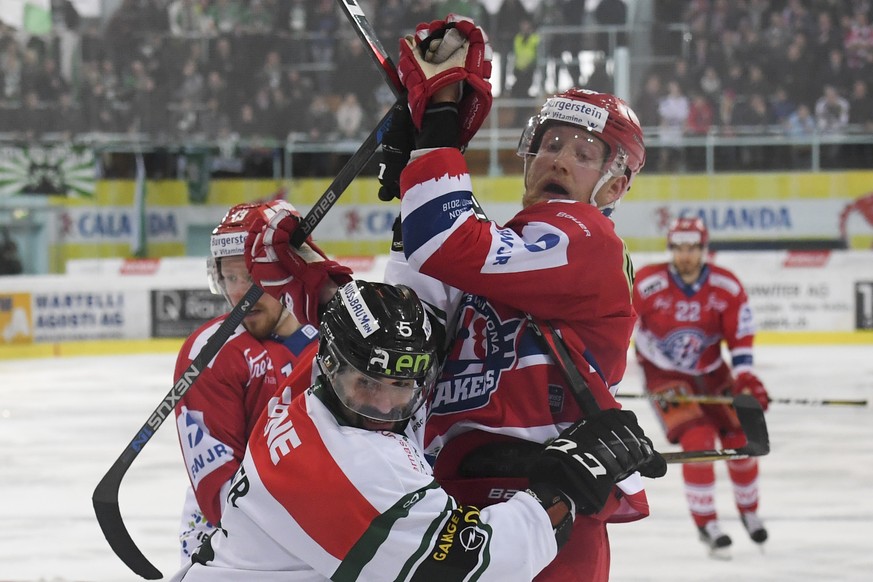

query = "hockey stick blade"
[732,393,770,455]
[93,490,161,580]
[93,283,262,579]
[661,394,770,464]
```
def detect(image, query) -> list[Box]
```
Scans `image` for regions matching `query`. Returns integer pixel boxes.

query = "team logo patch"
[638,272,668,299]
[524,233,560,252]
[548,384,565,413]
[416,507,490,577]
[660,329,709,369]
[430,297,517,415]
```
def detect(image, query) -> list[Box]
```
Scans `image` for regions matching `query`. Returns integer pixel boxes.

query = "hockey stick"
[619,392,868,407]
[525,315,770,465]
[92,95,404,582]
[92,284,262,580]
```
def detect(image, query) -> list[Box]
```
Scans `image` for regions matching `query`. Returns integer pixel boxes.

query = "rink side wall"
[1,251,871,359]
[4,172,872,275]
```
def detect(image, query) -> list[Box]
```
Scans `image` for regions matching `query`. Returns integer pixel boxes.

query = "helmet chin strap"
[592,156,630,217]
[591,172,621,217]
[273,307,293,335]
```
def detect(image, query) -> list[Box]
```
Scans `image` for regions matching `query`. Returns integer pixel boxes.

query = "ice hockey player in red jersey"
[376,14,667,582]
[168,280,664,581]
[173,200,350,560]
[632,217,770,558]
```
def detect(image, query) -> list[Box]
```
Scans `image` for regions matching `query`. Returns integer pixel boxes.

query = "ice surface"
[0,344,870,581]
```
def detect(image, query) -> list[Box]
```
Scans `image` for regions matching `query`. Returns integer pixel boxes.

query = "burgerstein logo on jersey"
[340,282,379,337]
[543,97,609,133]
[430,297,517,415]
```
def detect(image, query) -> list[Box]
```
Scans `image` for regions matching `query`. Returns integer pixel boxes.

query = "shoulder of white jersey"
[707,265,743,297]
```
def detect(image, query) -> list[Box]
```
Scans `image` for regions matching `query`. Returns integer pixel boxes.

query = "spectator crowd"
[0,0,870,173]
[645,0,873,170]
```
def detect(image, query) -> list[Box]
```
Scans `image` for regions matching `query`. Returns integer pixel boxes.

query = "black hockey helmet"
[317,280,439,423]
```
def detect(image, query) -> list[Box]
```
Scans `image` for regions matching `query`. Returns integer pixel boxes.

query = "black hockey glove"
[528,409,666,515]
[378,101,415,202]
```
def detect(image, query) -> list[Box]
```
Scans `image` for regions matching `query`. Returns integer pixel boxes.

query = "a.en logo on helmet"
[369,347,432,376]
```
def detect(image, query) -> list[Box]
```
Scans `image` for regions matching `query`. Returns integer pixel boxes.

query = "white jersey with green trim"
[168,382,558,581]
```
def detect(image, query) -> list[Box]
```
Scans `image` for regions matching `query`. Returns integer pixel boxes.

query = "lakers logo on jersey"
[430,298,517,415]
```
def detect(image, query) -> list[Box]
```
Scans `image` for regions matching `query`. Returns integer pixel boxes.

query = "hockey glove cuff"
[526,481,575,550]
[378,101,415,202]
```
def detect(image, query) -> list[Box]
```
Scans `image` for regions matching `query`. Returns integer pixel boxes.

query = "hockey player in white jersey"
[169,280,664,581]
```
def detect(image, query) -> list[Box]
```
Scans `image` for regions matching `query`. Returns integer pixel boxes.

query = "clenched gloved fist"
[528,408,666,515]
[245,200,352,325]
[732,372,769,411]
[397,13,492,149]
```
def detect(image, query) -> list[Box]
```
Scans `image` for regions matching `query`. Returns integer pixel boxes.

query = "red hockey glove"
[245,201,353,326]
[732,372,769,411]
[397,13,492,148]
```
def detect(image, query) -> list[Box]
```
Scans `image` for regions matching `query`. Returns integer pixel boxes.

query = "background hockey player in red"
[374,14,667,582]
[632,217,770,558]
[173,200,350,560]
[169,280,664,581]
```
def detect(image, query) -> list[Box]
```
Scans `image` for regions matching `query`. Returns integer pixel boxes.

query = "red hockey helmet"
[210,203,259,258]
[667,217,709,248]
[517,88,646,192]
[207,202,260,298]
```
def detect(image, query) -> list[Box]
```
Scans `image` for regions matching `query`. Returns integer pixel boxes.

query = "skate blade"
[708,546,732,561]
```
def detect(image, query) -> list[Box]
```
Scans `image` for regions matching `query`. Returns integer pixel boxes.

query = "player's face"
[522,126,619,208]
[219,256,285,339]
[670,243,705,282]
[334,369,419,431]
